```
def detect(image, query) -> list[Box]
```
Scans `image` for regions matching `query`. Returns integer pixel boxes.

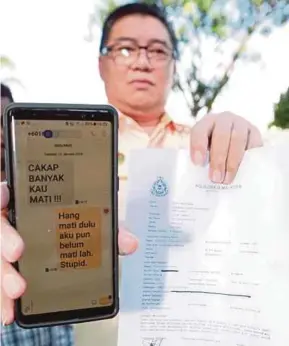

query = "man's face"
[1,96,11,177]
[99,14,175,114]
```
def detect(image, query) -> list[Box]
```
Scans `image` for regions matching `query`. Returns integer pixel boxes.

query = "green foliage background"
[269,88,289,129]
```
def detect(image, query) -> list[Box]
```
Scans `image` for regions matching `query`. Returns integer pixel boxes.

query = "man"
[1,84,14,180]
[1,3,263,346]
[98,3,262,221]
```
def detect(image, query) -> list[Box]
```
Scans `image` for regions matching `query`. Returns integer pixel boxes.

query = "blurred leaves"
[88,0,289,118]
[195,0,214,12]
[252,0,263,6]
[269,88,289,129]
[99,0,119,24]
[1,55,15,70]
[1,55,22,88]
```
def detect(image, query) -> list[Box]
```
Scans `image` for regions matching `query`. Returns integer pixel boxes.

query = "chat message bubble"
[56,207,101,270]
[26,161,74,206]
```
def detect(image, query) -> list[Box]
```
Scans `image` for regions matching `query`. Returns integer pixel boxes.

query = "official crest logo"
[151,176,168,197]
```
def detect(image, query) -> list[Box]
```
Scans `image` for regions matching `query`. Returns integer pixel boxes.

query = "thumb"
[118,226,138,256]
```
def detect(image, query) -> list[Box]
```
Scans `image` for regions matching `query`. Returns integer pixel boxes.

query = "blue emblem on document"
[151,176,168,197]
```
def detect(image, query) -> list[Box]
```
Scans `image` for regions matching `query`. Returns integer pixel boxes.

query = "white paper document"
[118,146,289,346]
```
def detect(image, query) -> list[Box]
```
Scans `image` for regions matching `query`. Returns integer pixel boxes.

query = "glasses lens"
[113,44,138,66]
[147,45,171,62]
[108,42,173,66]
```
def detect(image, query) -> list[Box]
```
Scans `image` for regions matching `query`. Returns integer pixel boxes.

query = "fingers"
[223,122,248,184]
[209,116,233,183]
[1,217,24,263]
[1,183,25,325]
[1,182,9,209]
[190,112,264,184]
[118,226,138,256]
[247,125,263,149]
[1,289,15,325]
[190,114,215,166]
[1,259,26,325]
[1,259,26,300]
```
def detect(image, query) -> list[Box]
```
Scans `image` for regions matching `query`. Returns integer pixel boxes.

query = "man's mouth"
[130,79,154,87]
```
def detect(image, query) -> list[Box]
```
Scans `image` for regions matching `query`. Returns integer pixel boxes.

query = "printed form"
[118,146,289,346]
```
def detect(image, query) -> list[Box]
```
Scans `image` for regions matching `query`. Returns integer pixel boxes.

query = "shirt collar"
[118,111,176,134]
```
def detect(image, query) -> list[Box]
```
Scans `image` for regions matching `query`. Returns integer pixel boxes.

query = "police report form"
[118,146,289,346]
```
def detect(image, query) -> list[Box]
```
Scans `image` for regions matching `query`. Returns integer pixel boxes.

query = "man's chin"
[128,95,156,109]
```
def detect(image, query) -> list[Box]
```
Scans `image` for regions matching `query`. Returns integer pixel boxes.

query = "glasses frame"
[101,41,177,67]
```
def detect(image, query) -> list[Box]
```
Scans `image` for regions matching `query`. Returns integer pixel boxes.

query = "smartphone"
[3,103,119,328]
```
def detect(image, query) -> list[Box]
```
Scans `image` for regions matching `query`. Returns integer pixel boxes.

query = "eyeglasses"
[101,41,175,67]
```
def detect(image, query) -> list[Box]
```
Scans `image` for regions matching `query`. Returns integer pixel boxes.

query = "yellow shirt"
[118,112,191,220]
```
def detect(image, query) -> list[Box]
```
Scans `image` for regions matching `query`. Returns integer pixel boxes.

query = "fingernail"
[223,172,233,184]
[193,150,204,166]
[3,274,22,298]
[2,316,9,326]
[119,232,138,256]
[2,308,12,326]
[211,170,223,183]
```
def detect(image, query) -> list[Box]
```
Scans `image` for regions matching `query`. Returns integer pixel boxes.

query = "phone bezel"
[3,103,119,328]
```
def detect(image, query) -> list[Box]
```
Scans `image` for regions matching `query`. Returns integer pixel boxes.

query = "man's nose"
[132,48,152,70]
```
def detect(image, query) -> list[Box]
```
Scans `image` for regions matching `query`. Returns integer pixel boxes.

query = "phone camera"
[43,130,53,138]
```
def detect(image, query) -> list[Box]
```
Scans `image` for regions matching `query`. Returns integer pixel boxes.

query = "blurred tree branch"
[87,0,289,118]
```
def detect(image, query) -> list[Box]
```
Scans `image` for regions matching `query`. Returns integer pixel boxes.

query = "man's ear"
[98,56,105,81]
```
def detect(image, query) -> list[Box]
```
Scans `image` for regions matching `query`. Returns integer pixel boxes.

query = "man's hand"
[0,182,138,325]
[190,112,263,184]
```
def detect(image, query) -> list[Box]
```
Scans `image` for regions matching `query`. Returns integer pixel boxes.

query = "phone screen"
[11,118,114,315]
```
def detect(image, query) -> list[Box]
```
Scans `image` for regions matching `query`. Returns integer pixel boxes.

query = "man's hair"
[1,83,14,102]
[99,2,179,58]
